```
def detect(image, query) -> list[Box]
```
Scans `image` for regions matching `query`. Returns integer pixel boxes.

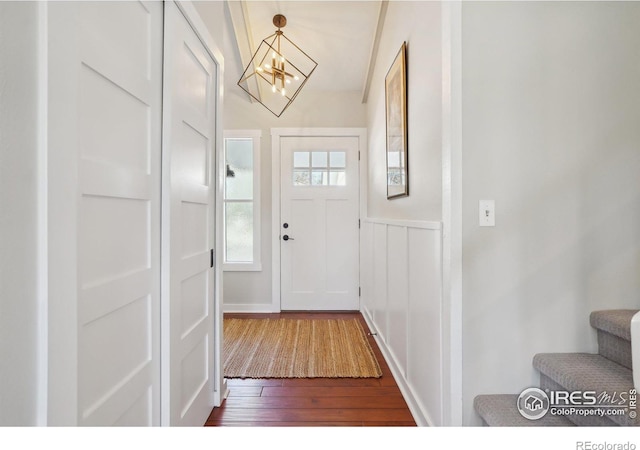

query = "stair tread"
[474,394,575,426]
[533,353,637,426]
[590,309,638,341]
[533,353,633,392]
[540,375,618,426]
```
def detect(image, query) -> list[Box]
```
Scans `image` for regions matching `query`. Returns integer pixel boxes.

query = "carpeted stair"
[474,309,639,426]
[474,394,575,426]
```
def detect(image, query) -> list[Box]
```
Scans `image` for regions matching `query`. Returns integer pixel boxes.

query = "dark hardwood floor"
[205,311,416,426]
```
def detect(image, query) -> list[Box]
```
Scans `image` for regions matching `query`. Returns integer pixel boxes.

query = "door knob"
[283,223,289,229]
[283,235,294,241]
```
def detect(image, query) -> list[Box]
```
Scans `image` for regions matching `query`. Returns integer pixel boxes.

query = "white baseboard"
[223,303,278,313]
[361,306,432,427]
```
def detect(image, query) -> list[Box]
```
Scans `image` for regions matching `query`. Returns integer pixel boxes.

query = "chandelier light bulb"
[237,14,317,117]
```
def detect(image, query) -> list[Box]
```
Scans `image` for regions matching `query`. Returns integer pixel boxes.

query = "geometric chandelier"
[237,14,318,117]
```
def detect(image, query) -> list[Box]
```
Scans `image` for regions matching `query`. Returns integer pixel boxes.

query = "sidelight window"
[223,130,261,271]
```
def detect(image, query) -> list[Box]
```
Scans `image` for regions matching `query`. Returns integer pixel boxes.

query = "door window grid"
[293,151,346,186]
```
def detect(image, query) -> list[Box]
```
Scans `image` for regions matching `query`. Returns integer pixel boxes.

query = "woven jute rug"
[223,318,382,378]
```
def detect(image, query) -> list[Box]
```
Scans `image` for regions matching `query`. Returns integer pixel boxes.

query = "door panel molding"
[161,0,222,426]
[271,128,367,312]
[45,0,225,426]
[47,0,163,425]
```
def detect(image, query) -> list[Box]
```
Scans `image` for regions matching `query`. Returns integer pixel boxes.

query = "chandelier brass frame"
[237,14,318,117]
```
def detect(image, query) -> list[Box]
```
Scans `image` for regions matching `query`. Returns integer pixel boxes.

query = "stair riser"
[597,330,633,370]
[540,375,618,426]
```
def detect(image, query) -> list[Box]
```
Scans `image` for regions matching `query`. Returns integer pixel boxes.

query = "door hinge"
[210,248,215,268]
[358,219,361,229]
[359,287,361,297]
[358,151,361,161]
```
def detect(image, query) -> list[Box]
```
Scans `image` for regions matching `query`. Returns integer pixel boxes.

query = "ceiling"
[224,1,384,95]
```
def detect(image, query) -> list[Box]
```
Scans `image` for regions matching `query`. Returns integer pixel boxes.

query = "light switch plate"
[479,200,495,227]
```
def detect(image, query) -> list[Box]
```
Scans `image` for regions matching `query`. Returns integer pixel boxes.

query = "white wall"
[361,1,445,426]
[223,90,366,309]
[192,0,224,49]
[462,2,640,425]
[0,1,41,426]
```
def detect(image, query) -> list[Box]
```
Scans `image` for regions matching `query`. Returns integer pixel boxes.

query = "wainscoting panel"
[361,218,443,427]
[372,223,388,335]
[407,227,443,425]
[386,225,409,377]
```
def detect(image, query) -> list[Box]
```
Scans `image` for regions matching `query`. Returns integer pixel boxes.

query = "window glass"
[311,170,328,186]
[225,139,254,200]
[329,152,346,168]
[329,171,346,186]
[293,170,310,186]
[223,131,261,271]
[293,151,309,168]
[225,202,253,262]
[311,152,328,168]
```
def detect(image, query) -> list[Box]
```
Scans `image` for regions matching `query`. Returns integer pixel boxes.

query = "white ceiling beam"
[227,0,260,103]
[361,0,388,104]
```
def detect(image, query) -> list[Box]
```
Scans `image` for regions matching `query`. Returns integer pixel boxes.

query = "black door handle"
[283,235,294,241]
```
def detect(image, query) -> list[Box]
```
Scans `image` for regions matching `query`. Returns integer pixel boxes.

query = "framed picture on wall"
[385,42,408,199]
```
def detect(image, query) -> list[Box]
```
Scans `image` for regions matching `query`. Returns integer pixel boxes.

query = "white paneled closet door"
[48,1,163,425]
[162,1,218,426]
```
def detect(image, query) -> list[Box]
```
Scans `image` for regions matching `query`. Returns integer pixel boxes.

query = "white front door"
[280,136,360,310]
[162,2,217,426]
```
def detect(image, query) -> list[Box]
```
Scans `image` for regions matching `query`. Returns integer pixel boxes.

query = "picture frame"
[385,42,408,199]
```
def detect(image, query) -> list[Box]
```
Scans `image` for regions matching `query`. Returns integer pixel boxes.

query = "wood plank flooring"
[205,312,416,427]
